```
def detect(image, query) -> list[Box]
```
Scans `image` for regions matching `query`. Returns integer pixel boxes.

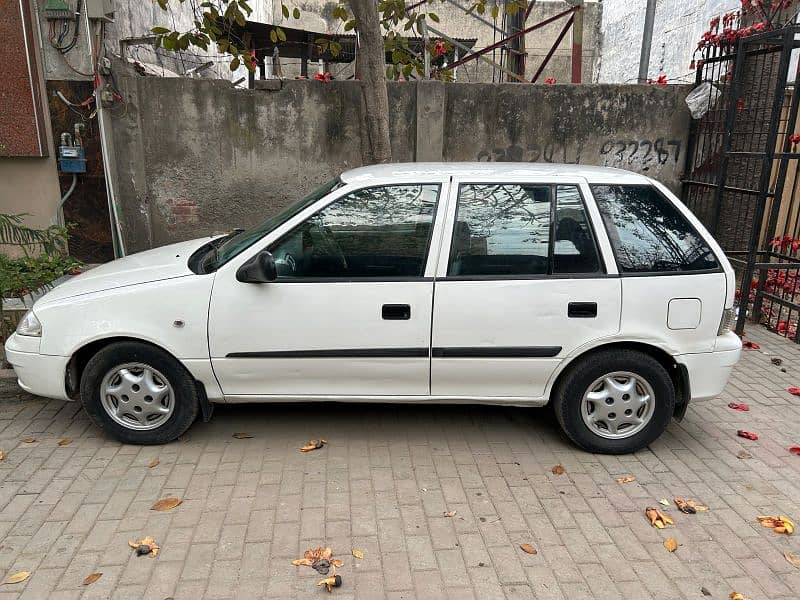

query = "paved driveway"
[0,327,799,599]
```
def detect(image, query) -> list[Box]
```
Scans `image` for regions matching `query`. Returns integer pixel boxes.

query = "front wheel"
[553,349,675,454]
[80,341,199,444]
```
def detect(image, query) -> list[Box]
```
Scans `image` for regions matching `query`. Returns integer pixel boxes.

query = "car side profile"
[4,163,741,453]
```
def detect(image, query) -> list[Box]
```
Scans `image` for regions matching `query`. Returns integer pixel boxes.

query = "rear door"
[430,176,622,399]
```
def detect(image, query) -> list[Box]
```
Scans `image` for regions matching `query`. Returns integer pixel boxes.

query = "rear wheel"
[80,341,199,444]
[553,349,675,454]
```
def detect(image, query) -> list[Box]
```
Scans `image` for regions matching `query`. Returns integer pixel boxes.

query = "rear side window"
[591,185,718,273]
[447,184,602,276]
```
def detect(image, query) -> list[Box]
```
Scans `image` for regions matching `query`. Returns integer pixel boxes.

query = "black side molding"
[226,348,428,358]
[431,347,561,358]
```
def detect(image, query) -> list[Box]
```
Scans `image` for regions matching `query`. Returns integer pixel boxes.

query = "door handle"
[568,302,597,318]
[382,304,411,320]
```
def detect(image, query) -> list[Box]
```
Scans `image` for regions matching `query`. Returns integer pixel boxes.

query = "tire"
[80,341,199,444]
[553,349,675,454]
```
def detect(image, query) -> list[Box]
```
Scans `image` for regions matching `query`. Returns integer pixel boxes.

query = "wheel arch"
[65,336,215,421]
[547,341,689,419]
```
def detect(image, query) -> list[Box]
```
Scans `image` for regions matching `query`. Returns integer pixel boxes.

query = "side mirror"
[236,250,277,283]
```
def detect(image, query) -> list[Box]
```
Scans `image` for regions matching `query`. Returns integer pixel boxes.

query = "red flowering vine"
[545,77,556,84]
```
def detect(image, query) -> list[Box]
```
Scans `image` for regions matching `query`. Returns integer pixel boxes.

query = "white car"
[4,163,741,453]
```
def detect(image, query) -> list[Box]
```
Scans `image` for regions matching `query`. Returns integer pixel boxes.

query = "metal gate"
[682,24,800,340]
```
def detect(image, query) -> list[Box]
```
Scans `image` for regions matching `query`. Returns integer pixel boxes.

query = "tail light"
[718,307,735,335]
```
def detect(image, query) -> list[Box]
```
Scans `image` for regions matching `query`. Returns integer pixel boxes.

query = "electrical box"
[58,145,86,173]
[85,0,114,19]
[43,0,71,20]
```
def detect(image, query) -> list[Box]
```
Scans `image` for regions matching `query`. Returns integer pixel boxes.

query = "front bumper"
[676,332,742,402]
[4,333,70,400]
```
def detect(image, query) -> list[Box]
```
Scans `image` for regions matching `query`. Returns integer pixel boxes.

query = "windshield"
[210,177,343,269]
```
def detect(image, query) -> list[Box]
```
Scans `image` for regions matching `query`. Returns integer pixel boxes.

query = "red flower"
[433,40,447,58]
[314,71,332,82]
[545,77,556,84]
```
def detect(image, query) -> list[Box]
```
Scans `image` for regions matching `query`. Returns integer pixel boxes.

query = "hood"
[36,237,214,305]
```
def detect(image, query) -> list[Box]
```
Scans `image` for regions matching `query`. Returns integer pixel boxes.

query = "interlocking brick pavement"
[0,326,799,599]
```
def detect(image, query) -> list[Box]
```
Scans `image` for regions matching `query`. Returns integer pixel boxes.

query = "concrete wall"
[598,0,738,83]
[109,76,691,253]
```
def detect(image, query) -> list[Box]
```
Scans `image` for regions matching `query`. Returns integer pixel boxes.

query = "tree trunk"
[349,0,393,164]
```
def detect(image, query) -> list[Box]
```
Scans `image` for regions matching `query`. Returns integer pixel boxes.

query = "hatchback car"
[5,163,741,453]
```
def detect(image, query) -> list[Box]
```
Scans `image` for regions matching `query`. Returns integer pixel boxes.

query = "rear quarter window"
[591,184,719,274]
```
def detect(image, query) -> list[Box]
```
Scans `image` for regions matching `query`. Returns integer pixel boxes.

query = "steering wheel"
[317,225,348,271]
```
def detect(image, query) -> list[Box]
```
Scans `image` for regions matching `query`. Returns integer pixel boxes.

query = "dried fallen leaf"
[331,559,344,568]
[615,476,636,484]
[148,458,159,468]
[3,571,31,584]
[232,432,253,439]
[772,357,783,366]
[663,537,678,552]
[317,574,342,592]
[20,437,35,444]
[785,550,800,569]
[519,543,537,554]
[757,515,794,534]
[352,548,364,559]
[701,587,712,596]
[57,439,72,446]
[0,450,4,461]
[300,439,327,452]
[674,498,696,514]
[292,558,313,567]
[658,499,670,506]
[82,573,102,585]
[128,536,159,557]
[737,450,752,459]
[730,593,751,600]
[443,510,457,518]
[151,497,182,511]
[646,507,674,528]
[551,464,565,475]
[303,547,333,562]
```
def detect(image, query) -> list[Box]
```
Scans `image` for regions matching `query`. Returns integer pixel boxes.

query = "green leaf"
[235,11,246,26]
[276,26,286,41]
[428,12,439,22]
[506,1,518,14]
[344,19,356,31]
[477,3,485,15]
[386,65,394,79]
[282,4,289,18]
[270,29,278,43]
[162,36,176,50]
[330,41,341,57]
[151,26,171,34]
[218,39,229,52]
[156,0,168,9]
[230,56,240,70]
[239,0,252,15]
[315,37,329,47]
[293,7,300,18]
[491,4,499,18]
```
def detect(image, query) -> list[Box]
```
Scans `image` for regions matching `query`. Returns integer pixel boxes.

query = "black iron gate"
[682,24,800,340]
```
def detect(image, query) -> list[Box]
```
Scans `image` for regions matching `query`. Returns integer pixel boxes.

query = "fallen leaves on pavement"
[789,446,800,456]
[742,341,760,349]
[519,543,537,554]
[318,574,342,592]
[300,439,327,452]
[0,450,4,461]
[727,403,749,411]
[757,515,794,534]
[148,458,159,468]
[730,592,752,600]
[20,437,35,444]
[663,537,678,552]
[82,573,102,585]
[443,510,457,517]
[57,439,72,446]
[771,357,783,366]
[737,450,752,459]
[658,499,670,506]
[788,387,800,396]
[128,536,160,557]
[3,571,30,584]
[785,550,800,569]
[646,507,674,529]
[292,547,343,574]
[550,464,565,475]
[615,476,636,484]
[674,497,708,514]
[232,432,253,439]
[151,497,182,511]
[351,548,364,559]
[737,430,759,440]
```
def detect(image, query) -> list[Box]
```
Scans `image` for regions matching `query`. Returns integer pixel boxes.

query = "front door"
[431,179,622,399]
[208,182,445,398]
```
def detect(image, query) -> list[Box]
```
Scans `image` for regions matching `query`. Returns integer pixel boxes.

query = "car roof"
[339,162,652,185]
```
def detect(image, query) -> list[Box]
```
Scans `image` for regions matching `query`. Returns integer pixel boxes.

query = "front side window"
[269,184,440,278]
[448,183,602,276]
[591,184,718,273]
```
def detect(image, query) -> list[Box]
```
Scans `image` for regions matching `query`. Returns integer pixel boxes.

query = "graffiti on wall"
[476,138,682,173]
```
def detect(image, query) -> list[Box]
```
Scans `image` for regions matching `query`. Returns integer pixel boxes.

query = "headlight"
[717,307,735,335]
[16,310,42,337]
